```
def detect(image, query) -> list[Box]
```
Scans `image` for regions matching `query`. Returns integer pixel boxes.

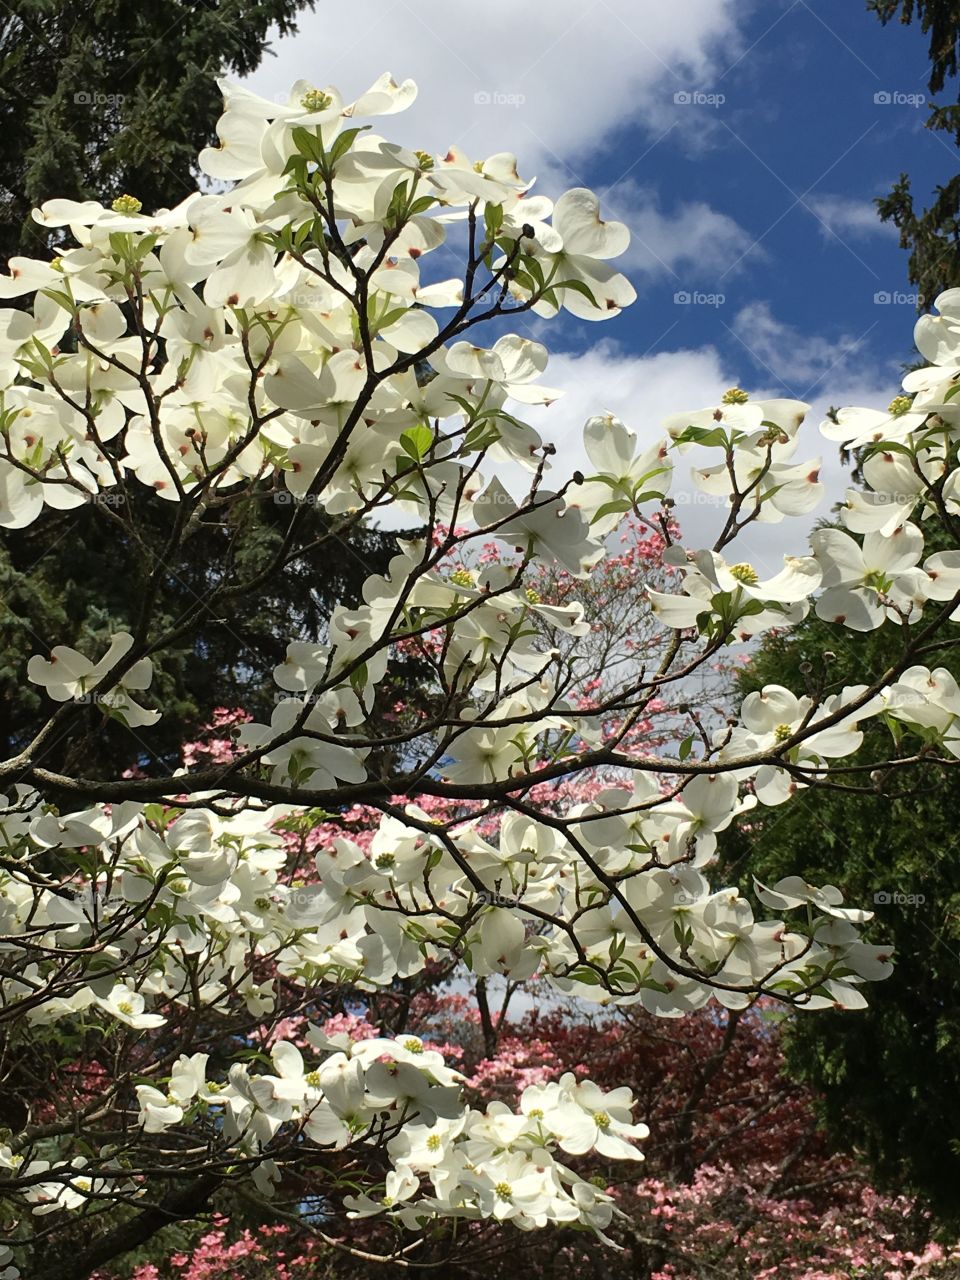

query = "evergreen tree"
[721,539,960,1222]
[0,0,316,265]
[870,0,960,302]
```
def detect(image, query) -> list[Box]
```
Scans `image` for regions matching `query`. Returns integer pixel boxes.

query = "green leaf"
[511,269,537,294]
[484,201,504,241]
[291,126,325,164]
[554,276,600,308]
[399,423,434,461]
[41,288,76,314]
[521,253,546,289]
[328,126,369,166]
[409,194,438,216]
[567,965,602,986]
[672,425,732,448]
[591,499,632,523]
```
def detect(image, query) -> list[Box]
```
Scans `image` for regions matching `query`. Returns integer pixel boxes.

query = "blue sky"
[602,0,939,391]
[244,0,952,566]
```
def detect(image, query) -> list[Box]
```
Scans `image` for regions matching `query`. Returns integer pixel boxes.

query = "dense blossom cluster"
[2,68,960,1272]
[87,999,960,1279]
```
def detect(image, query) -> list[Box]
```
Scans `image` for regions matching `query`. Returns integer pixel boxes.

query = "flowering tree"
[2,68,960,1280]
[93,999,960,1279]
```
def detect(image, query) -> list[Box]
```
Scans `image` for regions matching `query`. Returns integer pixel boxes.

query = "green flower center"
[300,89,333,113]
[414,150,435,170]
[729,562,759,585]
[111,194,142,214]
[450,568,475,588]
[864,569,892,593]
[494,1181,513,1200]
[403,1038,424,1054]
[426,1134,442,1151]
[774,723,793,742]
[721,387,749,405]
[888,396,912,418]
[593,1111,610,1128]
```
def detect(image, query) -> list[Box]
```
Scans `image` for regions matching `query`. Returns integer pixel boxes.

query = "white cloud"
[730,300,871,393]
[601,182,755,280]
[244,0,744,178]
[806,194,896,242]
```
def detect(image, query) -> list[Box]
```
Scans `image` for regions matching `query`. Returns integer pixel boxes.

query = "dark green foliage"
[0,491,421,777]
[870,0,960,303]
[0,0,315,265]
[721,574,960,1223]
[869,0,960,95]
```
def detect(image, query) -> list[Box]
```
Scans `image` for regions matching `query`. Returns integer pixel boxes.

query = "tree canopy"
[871,0,960,301]
[0,0,316,265]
